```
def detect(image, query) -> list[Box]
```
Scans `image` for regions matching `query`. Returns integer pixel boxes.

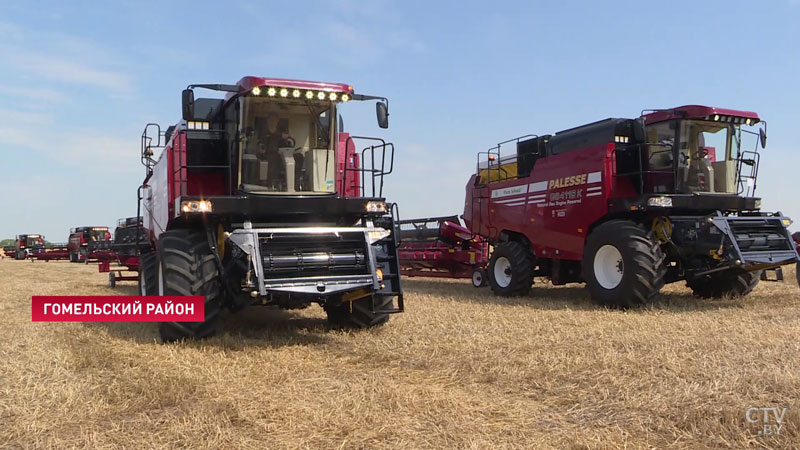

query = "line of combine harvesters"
[5,75,800,342]
[3,219,147,287]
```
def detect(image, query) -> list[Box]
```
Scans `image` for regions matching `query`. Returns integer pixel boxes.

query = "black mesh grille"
[259,232,369,278]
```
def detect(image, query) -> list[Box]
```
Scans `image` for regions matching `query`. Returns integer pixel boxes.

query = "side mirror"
[759,128,767,149]
[182,89,195,120]
[633,118,646,143]
[376,101,389,129]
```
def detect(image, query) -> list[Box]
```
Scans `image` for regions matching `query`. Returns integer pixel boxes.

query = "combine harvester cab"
[464,105,798,307]
[13,234,45,260]
[398,215,489,287]
[138,76,403,342]
[67,226,113,263]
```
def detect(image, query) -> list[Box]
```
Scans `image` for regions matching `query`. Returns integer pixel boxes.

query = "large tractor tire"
[686,269,761,299]
[325,295,392,329]
[156,230,222,343]
[487,241,535,296]
[138,252,157,296]
[796,262,800,288]
[15,250,25,260]
[583,220,666,308]
[68,252,77,263]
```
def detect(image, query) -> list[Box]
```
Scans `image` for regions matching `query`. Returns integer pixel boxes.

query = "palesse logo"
[31,296,205,322]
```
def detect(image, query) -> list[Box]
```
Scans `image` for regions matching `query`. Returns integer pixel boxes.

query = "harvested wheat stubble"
[0,258,798,449]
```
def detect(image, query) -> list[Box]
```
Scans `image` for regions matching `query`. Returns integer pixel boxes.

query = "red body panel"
[465,144,616,261]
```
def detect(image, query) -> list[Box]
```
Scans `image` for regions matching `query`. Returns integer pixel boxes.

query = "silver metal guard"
[227,221,383,295]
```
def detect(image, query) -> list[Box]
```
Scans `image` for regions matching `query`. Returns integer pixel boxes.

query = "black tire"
[15,250,24,260]
[325,294,392,328]
[583,220,666,308]
[156,230,221,343]
[487,241,534,296]
[109,272,116,288]
[686,269,761,299]
[138,252,157,296]
[69,252,77,263]
[472,267,488,288]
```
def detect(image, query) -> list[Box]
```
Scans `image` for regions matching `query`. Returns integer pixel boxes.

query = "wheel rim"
[472,270,483,287]
[594,244,624,289]
[493,257,513,288]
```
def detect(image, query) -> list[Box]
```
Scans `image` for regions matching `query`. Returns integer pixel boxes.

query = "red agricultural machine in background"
[68,226,113,263]
[100,217,148,287]
[138,76,403,342]
[398,215,489,287]
[465,105,798,306]
[12,234,45,260]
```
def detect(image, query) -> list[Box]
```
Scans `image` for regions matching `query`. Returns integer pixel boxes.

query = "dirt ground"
[1,258,798,449]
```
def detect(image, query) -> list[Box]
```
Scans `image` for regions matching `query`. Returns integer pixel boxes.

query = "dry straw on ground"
[0,258,798,449]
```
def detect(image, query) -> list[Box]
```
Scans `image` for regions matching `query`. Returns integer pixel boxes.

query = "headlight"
[782,218,793,227]
[366,201,387,213]
[647,197,672,208]
[367,228,391,244]
[181,200,212,213]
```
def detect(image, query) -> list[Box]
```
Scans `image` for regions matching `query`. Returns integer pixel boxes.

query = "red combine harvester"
[398,216,489,287]
[101,217,148,287]
[138,76,403,341]
[12,234,45,260]
[67,226,113,263]
[3,245,16,258]
[465,105,798,306]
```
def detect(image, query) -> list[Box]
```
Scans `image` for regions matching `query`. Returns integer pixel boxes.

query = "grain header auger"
[464,105,798,307]
[137,76,403,342]
[397,216,489,287]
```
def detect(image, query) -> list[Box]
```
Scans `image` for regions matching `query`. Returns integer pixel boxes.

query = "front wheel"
[487,241,534,296]
[472,267,488,288]
[156,230,222,343]
[796,262,799,288]
[138,252,157,296]
[686,269,761,298]
[108,272,116,288]
[583,220,666,308]
[325,294,392,328]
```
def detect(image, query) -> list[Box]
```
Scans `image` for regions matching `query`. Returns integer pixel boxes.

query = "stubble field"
[1,258,798,449]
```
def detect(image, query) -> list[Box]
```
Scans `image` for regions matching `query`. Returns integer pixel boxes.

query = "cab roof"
[643,105,760,124]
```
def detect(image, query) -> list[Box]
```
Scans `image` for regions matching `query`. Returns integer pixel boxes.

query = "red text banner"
[31,296,205,322]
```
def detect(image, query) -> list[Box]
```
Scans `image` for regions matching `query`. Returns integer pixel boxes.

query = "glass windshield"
[90,230,108,241]
[645,120,740,194]
[677,120,738,194]
[238,97,336,194]
[25,236,41,247]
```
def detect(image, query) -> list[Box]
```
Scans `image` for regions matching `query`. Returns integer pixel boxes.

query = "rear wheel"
[686,269,761,298]
[325,294,392,328]
[583,220,666,308]
[488,241,534,296]
[156,230,222,343]
[138,252,157,296]
[472,267,488,288]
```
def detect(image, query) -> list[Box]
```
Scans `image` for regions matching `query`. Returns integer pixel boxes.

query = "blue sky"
[1,0,799,242]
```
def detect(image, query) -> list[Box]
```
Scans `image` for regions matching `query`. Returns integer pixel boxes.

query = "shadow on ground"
[84,307,342,348]
[403,278,745,312]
